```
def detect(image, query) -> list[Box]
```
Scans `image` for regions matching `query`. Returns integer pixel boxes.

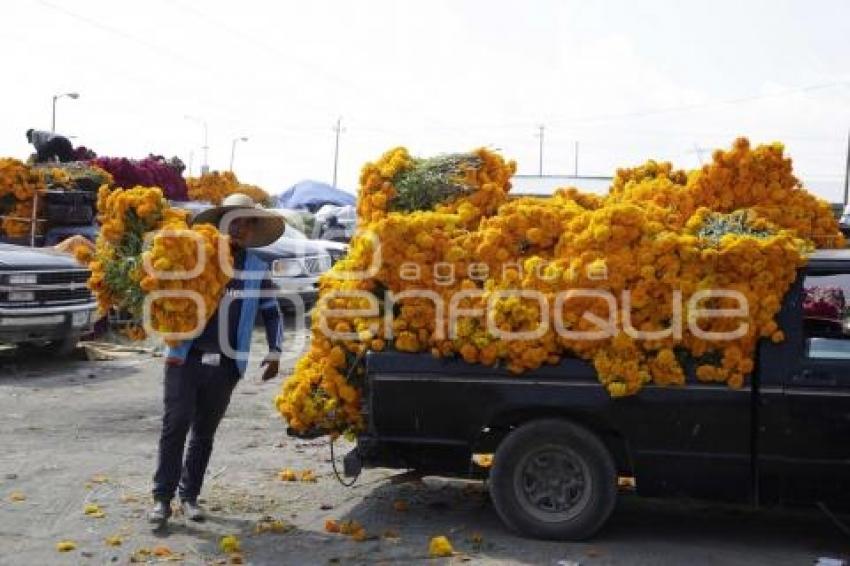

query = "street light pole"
[230,136,248,172]
[535,124,545,176]
[332,117,344,188]
[842,127,850,207]
[202,120,209,175]
[185,115,209,174]
[51,92,79,132]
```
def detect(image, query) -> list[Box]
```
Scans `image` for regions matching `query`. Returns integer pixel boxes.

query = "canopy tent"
[275,180,355,212]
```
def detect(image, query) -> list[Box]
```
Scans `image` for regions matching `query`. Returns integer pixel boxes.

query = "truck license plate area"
[0,315,65,327]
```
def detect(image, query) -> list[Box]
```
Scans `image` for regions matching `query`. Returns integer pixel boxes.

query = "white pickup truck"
[0,243,96,355]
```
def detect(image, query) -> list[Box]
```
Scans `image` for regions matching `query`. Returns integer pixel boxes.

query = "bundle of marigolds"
[187,170,272,206]
[0,158,45,238]
[277,138,844,435]
[86,185,231,342]
[0,159,113,238]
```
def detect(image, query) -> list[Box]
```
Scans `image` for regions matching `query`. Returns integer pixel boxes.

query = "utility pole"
[230,136,248,172]
[201,121,209,175]
[693,142,706,165]
[185,115,209,174]
[535,124,544,176]
[843,128,850,208]
[332,117,344,188]
[574,140,579,176]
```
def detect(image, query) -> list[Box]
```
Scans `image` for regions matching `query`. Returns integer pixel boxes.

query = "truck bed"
[358,351,755,503]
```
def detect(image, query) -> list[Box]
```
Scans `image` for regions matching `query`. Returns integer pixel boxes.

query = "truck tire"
[489,419,616,540]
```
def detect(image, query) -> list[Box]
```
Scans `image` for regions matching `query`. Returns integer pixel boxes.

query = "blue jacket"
[165,250,282,376]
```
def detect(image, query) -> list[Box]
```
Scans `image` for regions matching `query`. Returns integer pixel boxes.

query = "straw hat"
[192,193,285,248]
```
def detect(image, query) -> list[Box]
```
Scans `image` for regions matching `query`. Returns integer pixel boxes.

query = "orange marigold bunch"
[187,170,272,206]
[0,158,46,238]
[356,147,515,225]
[278,139,844,435]
[140,221,232,345]
[187,170,239,204]
[87,185,230,341]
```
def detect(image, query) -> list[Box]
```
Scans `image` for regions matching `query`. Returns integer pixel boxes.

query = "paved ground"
[0,326,848,565]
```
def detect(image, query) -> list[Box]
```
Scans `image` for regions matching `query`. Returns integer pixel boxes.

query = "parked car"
[313,204,356,242]
[0,243,96,355]
[839,204,850,239]
[254,223,347,312]
[339,249,850,541]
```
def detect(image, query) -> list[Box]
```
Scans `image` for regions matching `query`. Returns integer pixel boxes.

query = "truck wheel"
[489,419,616,540]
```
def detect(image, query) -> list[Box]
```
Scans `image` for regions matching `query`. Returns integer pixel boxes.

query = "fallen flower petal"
[324,519,340,533]
[429,535,454,558]
[219,535,241,554]
[153,545,173,557]
[56,540,77,552]
[104,535,123,547]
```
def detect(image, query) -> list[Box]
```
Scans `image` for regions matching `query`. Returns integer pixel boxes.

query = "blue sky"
[3,0,849,199]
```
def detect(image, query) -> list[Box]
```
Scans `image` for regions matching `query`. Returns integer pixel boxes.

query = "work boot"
[181,499,205,522]
[148,500,172,524]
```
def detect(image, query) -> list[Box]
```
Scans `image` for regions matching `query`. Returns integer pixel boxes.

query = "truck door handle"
[791,369,837,386]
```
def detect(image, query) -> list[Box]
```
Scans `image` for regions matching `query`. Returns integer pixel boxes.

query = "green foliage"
[389,153,482,213]
[697,210,774,245]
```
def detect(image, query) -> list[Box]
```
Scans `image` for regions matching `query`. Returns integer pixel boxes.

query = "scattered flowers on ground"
[428,535,454,557]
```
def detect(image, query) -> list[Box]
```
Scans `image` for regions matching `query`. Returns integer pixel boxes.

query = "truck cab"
[345,249,850,540]
[0,243,96,355]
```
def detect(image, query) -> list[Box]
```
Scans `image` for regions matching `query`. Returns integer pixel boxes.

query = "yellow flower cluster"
[140,221,232,345]
[278,139,844,435]
[0,158,46,238]
[88,185,230,342]
[0,160,114,239]
[88,185,173,316]
[356,147,516,225]
[39,163,114,191]
[186,170,272,206]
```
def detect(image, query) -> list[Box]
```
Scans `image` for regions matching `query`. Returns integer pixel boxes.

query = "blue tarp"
[275,180,355,211]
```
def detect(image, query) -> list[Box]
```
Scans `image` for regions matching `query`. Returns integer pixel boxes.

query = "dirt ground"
[0,325,848,565]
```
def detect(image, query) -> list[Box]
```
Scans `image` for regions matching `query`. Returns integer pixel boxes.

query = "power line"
[166,0,462,133]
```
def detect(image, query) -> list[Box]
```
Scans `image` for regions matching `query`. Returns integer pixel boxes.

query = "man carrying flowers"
[149,193,285,524]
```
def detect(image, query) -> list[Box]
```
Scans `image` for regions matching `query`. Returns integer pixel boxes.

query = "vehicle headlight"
[72,310,91,327]
[7,291,35,302]
[272,258,305,278]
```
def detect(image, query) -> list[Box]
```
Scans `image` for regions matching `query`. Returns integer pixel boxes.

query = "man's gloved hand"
[260,354,280,381]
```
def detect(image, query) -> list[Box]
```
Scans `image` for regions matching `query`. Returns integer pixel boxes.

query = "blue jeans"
[152,349,238,503]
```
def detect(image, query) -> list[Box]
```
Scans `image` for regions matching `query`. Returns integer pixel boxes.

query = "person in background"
[26,128,75,163]
[148,193,285,525]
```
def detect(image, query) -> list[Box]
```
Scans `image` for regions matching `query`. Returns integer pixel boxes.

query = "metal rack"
[0,188,49,247]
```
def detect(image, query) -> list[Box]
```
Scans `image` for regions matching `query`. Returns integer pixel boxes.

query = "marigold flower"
[219,535,241,554]
[428,535,454,557]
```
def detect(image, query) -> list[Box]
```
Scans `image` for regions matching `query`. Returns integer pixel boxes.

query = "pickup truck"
[342,249,850,540]
[0,243,96,355]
